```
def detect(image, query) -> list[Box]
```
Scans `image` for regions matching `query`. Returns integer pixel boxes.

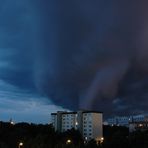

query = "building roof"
[51,113,57,115]
[62,112,77,114]
[51,110,103,115]
[82,110,103,114]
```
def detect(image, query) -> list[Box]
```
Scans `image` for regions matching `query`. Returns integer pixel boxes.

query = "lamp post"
[66,139,72,145]
[18,142,23,148]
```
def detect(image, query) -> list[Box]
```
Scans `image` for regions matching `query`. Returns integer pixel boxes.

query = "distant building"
[51,111,103,142]
[106,116,131,127]
[106,114,148,127]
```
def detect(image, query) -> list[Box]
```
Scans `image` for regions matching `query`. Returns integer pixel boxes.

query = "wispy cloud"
[0,80,65,123]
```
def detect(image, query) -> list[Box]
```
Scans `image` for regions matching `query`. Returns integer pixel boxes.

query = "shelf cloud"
[0,0,148,118]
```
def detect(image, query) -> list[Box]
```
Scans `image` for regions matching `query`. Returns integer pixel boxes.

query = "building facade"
[106,115,148,127]
[106,116,130,127]
[51,111,103,141]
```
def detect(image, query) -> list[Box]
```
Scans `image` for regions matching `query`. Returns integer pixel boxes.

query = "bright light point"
[100,137,104,143]
[75,122,78,125]
[139,124,143,127]
[19,142,23,146]
[10,121,15,125]
[66,139,71,144]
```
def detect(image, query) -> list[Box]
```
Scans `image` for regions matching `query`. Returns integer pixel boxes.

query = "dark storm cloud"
[34,0,148,116]
[0,0,36,89]
[1,0,148,117]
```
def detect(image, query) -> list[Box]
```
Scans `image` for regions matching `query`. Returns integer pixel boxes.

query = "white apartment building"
[51,111,103,142]
[62,112,78,132]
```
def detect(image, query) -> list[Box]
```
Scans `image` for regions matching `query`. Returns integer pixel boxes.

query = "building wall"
[106,116,130,127]
[51,114,57,131]
[83,113,93,140]
[50,111,103,141]
[56,111,63,132]
[106,115,147,127]
[92,113,103,141]
[77,111,83,134]
[82,112,103,141]
[61,113,76,132]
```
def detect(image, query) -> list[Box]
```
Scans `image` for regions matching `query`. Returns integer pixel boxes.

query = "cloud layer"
[35,1,148,116]
[0,80,64,123]
[0,0,148,119]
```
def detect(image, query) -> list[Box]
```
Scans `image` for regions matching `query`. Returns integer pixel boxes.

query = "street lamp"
[100,137,104,143]
[66,139,72,144]
[18,142,23,148]
[10,121,15,125]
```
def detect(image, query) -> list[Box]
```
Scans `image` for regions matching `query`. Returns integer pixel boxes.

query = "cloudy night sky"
[0,0,148,123]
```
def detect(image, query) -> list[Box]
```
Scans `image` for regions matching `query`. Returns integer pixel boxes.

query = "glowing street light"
[18,142,23,148]
[10,118,15,125]
[66,139,72,144]
[10,121,15,125]
[100,137,104,143]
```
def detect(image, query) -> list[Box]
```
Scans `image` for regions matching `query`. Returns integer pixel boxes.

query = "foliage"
[1,122,148,148]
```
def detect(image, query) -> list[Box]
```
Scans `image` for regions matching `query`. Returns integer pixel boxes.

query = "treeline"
[0,121,85,148]
[0,122,148,148]
[103,126,148,148]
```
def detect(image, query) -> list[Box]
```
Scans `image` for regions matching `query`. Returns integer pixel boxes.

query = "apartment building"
[106,116,130,127]
[51,111,103,142]
[106,114,148,127]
